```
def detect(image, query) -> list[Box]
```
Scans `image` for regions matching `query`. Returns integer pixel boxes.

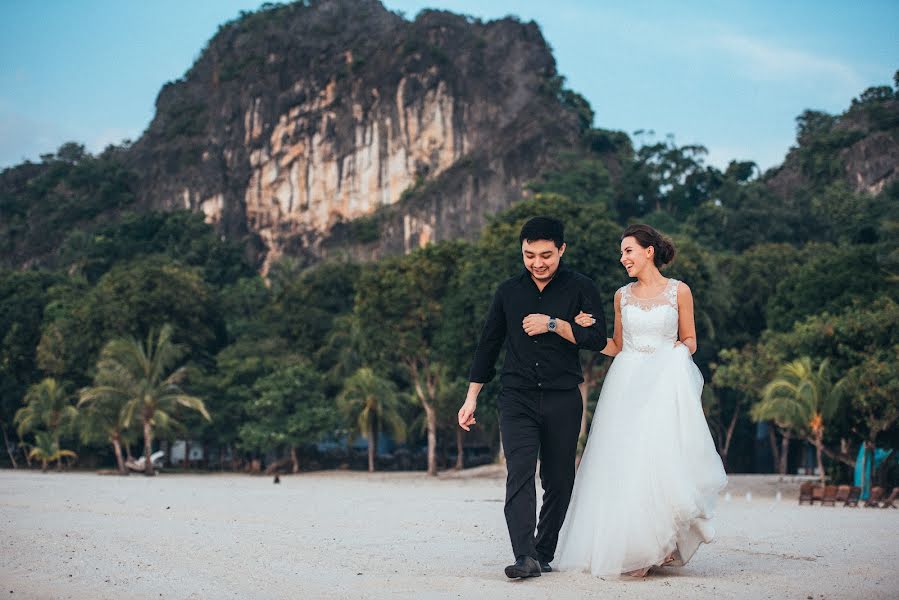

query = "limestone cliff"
[128,0,587,271]
[766,96,899,199]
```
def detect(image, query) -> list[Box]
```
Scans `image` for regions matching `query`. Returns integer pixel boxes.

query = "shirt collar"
[518,263,570,289]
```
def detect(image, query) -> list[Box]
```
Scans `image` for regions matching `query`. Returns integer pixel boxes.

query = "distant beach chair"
[864,486,884,508]
[125,450,166,473]
[798,482,814,505]
[812,485,825,504]
[834,485,850,505]
[845,486,861,507]
[820,485,838,506]
[881,487,899,509]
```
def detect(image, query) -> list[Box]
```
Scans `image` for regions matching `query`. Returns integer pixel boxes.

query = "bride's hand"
[574,311,596,327]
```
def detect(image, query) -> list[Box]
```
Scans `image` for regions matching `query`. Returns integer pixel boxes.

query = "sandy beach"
[2,468,898,600]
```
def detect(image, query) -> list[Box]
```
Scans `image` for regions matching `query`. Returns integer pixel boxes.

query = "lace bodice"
[619,278,680,354]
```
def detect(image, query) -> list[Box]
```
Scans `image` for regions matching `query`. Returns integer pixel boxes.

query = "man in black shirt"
[458,216,607,579]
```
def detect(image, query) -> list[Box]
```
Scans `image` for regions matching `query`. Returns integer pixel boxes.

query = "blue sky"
[0,0,895,171]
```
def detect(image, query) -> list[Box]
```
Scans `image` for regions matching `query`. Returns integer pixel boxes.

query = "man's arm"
[460,288,506,431]
[523,314,577,344]
[458,382,482,431]
[571,277,607,350]
[467,288,507,384]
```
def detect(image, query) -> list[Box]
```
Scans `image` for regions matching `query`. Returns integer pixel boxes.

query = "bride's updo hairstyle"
[621,224,676,269]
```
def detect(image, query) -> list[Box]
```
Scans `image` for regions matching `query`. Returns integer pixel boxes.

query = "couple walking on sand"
[457,217,726,579]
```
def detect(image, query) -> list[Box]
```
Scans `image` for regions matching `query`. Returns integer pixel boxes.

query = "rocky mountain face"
[766,96,899,198]
[128,0,588,271]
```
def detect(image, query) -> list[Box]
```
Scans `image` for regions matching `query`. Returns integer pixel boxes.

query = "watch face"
[548,318,556,331]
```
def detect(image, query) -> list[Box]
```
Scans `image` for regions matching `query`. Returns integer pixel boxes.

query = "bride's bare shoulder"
[675,281,693,301]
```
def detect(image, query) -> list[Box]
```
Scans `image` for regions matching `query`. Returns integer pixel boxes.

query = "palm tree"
[14,378,78,471]
[76,388,133,474]
[86,325,210,475]
[751,357,841,483]
[338,367,406,472]
[27,431,77,472]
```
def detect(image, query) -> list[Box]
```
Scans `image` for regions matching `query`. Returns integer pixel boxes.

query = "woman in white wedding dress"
[555,224,727,577]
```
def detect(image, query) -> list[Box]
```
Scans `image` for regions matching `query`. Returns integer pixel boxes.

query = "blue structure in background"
[854,445,895,499]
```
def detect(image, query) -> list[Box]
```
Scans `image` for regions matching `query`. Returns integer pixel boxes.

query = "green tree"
[836,346,899,450]
[77,368,145,474]
[0,270,57,459]
[716,244,803,347]
[277,260,361,357]
[751,357,844,483]
[765,243,889,331]
[192,336,293,469]
[239,363,334,473]
[711,344,782,471]
[14,378,78,471]
[38,257,224,384]
[27,430,77,472]
[354,243,461,475]
[337,367,406,472]
[86,324,210,475]
[57,210,255,285]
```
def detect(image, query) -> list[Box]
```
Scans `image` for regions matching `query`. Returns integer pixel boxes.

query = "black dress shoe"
[539,560,552,573]
[504,556,541,579]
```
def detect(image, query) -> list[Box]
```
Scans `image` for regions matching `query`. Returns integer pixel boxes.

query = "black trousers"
[498,386,582,562]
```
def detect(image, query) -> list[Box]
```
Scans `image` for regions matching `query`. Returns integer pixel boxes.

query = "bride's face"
[620,236,654,277]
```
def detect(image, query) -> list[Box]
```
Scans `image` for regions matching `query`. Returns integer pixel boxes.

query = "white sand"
[2,469,898,600]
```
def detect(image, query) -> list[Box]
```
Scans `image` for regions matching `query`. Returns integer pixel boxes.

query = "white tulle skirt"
[556,344,727,576]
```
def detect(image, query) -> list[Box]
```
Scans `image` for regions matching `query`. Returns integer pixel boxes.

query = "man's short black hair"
[519,216,565,248]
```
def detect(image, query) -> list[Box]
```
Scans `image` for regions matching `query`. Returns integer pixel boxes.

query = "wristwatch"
[547,317,557,332]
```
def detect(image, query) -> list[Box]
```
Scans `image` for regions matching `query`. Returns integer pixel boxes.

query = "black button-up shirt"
[468,266,607,390]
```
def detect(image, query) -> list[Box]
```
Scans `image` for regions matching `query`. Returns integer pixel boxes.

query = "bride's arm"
[676,282,698,354]
[601,290,623,357]
[574,290,623,356]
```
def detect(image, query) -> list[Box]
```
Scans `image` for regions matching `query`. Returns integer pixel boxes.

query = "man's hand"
[458,399,477,432]
[523,313,551,336]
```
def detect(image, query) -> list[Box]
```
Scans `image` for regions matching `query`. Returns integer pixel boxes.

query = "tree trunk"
[407,360,439,476]
[41,458,47,472]
[184,440,191,470]
[719,405,740,471]
[817,443,856,468]
[875,448,895,487]
[779,429,791,475]
[20,429,31,468]
[230,445,239,472]
[143,418,155,476]
[291,447,300,474]
[767,425,780,474]
[1,424,17,469]
[125,443,134,462]
[424,402,437,476]
[55,440,63,471]
[367,419,376,473]
[111,433,126,474]
[815,431,825,484]
[455,427,464,470]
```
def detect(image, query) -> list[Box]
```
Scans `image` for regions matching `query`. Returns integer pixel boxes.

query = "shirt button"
[537,383,542,387]
[535,362,539,366]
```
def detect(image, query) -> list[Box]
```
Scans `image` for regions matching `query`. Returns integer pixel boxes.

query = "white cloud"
[709,31,862,91]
